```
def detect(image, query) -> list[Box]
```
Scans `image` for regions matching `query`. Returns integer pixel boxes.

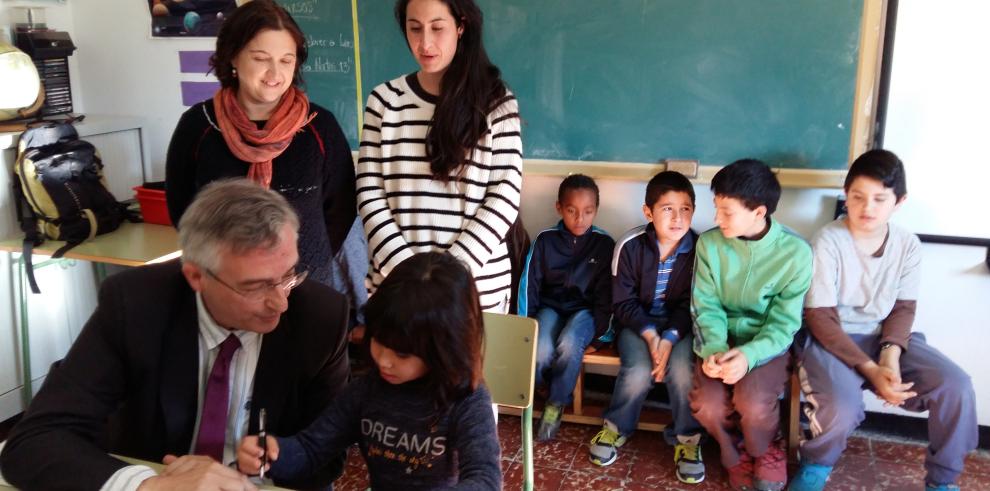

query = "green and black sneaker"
[588,422,628,466]
[537,403,564,442]
[674,433,705,484]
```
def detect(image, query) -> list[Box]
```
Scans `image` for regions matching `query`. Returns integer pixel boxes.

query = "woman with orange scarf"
[165,0,364,323]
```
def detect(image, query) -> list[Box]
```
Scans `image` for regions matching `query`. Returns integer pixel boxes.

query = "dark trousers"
[796,333,977,485]
[690,353,791,468]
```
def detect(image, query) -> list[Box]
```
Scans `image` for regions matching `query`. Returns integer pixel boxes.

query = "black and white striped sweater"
[357,74,523,311]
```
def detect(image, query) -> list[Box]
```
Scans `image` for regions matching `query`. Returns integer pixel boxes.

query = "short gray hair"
[178,179,299,271]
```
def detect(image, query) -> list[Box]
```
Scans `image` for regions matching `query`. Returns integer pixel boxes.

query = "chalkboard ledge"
[344,152,847,188]
[523,159,847,189]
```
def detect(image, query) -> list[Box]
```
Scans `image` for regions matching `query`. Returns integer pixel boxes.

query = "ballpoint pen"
[258,408,268,480]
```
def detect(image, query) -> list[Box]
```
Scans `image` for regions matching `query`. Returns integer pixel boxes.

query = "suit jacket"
[0,259,350,490]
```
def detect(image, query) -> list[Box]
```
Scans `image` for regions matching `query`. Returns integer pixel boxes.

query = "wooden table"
[0,222,181,403]
[0,221,181,267]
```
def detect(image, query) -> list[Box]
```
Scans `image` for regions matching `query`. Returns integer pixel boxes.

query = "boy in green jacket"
[689,159,812,491]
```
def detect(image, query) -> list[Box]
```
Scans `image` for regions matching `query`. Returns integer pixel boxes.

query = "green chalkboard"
[291,0,864,170]
[277,0,361,144]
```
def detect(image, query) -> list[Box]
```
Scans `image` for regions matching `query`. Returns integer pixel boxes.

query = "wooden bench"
[563,347,668,431]
[787,369,803,462]
[571,347,620,416]
[565,346,805,461]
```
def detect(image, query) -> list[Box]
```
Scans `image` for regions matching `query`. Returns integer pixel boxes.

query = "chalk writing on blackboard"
[282,0,318,20]
[304,56,353,73]
[306,33,353,49]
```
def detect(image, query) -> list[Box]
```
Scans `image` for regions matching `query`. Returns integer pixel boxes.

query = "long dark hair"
[395,0,509,180]
[364,252,485,410]
[210,0,308,90]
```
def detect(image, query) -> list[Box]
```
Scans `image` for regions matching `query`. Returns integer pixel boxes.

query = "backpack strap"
[12,174,43,294]
[20,239,42,294]
[81,209,99,240]
[50,210,95,259]
[51,239,84,260]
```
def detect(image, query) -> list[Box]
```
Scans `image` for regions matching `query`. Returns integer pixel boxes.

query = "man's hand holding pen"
[237,408,279,478]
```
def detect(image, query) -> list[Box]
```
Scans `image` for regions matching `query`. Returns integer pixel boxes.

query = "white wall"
[69,0,217,180]
[884,1,990,240]
[2,0,986,426]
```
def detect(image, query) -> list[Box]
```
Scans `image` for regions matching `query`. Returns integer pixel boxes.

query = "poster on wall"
[148,0,249,37]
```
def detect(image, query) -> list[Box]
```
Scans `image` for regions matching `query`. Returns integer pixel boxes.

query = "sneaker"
[674,434,706,484]
[753,442,787,491]
[537,403,564,441]
[925,484,961,491]
[727,447,755,491]
[588,422,628,466]
[787,462,832,491]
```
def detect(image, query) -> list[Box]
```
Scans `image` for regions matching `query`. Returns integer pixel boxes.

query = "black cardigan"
[164,99,356,286]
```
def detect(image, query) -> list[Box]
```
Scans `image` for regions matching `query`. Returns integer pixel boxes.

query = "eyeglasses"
[206,266,308,302]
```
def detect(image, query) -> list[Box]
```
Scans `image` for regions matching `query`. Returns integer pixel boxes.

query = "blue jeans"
[603,327,702,444]
[534,307,596,405]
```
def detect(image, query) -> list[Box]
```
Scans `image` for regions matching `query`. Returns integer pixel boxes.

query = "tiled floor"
[334,416,990,490]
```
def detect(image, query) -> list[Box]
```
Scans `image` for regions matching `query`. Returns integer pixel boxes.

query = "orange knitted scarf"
[212,86,316,188]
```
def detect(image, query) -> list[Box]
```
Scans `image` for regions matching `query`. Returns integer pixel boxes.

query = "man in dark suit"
[0,179,350,490]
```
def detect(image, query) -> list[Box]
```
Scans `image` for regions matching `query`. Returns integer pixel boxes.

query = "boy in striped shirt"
[587,171,706,485]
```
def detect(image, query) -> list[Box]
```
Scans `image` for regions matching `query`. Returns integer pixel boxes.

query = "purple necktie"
[194,333,241,462]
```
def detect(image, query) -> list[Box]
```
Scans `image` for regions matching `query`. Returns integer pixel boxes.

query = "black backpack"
[12,121,135,293]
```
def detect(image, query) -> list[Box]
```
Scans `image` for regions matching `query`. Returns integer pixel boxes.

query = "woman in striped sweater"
[357,0,523,312]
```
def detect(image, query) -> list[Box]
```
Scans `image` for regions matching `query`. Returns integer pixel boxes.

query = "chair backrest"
[481,312,537,409]
[0,440,11,489]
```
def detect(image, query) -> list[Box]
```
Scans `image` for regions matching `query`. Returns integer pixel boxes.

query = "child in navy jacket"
[519,174,614,442]
[588,171,706,485]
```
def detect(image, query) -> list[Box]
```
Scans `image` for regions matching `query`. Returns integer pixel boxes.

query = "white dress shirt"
[100,293,263,491]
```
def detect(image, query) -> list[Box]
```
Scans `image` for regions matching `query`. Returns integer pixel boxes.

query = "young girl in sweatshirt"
[237,251,501,490]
